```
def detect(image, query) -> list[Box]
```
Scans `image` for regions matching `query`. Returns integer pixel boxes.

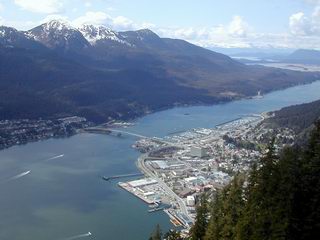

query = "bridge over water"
[83,127,176,145]
[83,127,149,138]
[83,127,177,146]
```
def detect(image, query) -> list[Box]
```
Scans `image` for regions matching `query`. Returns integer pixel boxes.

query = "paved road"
[137,153,192,224]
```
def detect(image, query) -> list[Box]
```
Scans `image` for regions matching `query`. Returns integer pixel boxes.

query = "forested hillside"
[264,99,320,133]
[1,21,319,123]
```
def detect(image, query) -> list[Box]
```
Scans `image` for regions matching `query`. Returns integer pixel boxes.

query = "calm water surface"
[0,81,320,240]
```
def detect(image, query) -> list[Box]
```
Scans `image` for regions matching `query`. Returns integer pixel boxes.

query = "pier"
[102,173,144,181]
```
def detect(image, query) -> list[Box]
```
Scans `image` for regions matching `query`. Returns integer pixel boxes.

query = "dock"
[102,173,144,181]
[118,182,155,204]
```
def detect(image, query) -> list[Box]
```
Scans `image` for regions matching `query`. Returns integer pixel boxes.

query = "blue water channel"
[0,81,320,240]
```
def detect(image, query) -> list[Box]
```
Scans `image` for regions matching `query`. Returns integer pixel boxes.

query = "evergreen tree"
[290,121,320,239]
[205,191,223,240]
[150,224,162,240]
[164,230,183,240]
[204,122,320,240]
[205,175,245,240]
[190,194,209,240]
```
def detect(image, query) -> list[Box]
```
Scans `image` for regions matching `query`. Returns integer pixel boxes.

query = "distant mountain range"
[0,20,319,123]
[228,48,320,65]
[283,49,320,65]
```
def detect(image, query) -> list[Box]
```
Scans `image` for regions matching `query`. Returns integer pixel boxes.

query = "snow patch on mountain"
[24,20,90,49]
[78,24,132,46]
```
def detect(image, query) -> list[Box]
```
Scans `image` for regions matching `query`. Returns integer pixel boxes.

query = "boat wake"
[8,170,31,181]
[64,232,92,240]
[46,154,64,161]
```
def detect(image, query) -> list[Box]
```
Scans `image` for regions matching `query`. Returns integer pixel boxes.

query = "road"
[136,152,192,224]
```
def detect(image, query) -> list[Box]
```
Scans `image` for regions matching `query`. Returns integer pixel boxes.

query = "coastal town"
[0,116,91,150]
[115,113,296,231]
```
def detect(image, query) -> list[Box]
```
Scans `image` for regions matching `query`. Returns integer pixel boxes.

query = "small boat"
[101,176,110,181]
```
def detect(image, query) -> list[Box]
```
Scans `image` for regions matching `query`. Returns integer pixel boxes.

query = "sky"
[1,0,320,49]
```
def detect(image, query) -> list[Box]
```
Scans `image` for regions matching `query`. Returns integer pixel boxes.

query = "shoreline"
[1,79,320,239]
[1,79,320,152]
[120,113,278,230]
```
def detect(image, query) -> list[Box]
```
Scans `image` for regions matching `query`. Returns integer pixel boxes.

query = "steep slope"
[0,21,319,123]
[264,99,320,133]
[0,26,44,50]
[25,20,90,52]
[79,24,131,46]
[0,44,213,122]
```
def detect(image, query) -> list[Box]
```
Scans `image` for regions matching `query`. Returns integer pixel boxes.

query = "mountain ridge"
[0,20,319,123]
[283,49,320,64]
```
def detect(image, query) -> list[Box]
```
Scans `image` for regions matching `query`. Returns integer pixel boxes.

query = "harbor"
[1,80,320,239]
[117,113,278,230]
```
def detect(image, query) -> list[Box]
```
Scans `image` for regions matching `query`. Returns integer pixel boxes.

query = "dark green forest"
[265,99,320,133]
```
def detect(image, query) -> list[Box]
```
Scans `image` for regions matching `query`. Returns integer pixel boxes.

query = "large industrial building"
[190,146,207,158]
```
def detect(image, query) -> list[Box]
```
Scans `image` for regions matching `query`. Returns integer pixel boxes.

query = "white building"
[186,196,195,206]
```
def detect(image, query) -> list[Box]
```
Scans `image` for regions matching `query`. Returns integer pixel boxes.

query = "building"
[190,146,207,158]
[186,196,195,206]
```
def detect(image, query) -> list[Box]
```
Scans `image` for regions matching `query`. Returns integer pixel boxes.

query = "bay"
[0,81,320,240]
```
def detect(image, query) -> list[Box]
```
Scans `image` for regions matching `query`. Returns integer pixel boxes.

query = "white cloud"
[71,11,151,31]
[41,14,69,24]
[112,16,135,30]
[312,6,320,21]
[3,5,320,49]
[156,16,251,48]
[228,16,249,37]
[33,10,320,49]
[72,11,111,26]
[14,0,64,14]
[289,12,311,35]
[289,4,320,36]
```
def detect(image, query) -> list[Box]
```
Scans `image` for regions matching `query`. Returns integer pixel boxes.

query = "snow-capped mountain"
[78,24,131,46]
[0,26,43,49]
[1,19,318,126]
[25,20,90,50]
[0,20,165,52]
